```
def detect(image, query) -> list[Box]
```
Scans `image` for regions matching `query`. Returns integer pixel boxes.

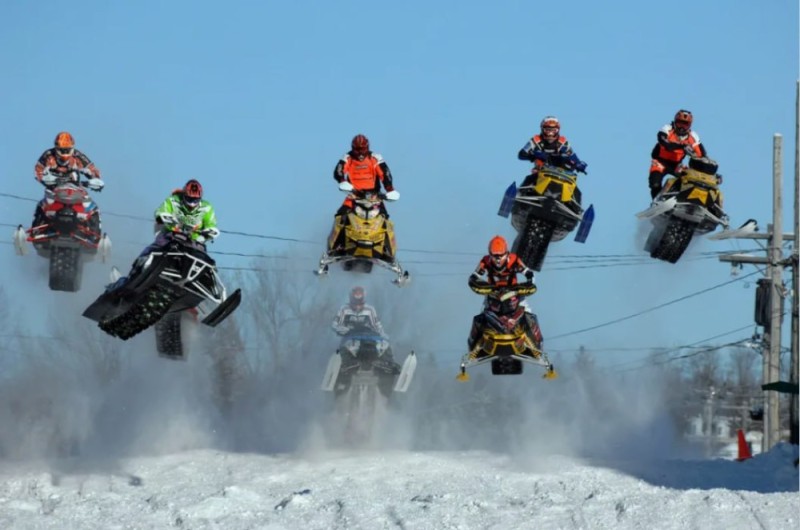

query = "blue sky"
[1,0,798,367]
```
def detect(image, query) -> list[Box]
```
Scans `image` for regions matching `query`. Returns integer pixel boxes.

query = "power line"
[545,270,760,342]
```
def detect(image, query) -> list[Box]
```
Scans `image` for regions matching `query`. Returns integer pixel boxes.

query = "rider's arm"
[73,150,101,178]
[373,153,395,192]
[333,156,348,183]
[364,305,387,338]
[331,306,350,335]
[517,139,538,162]
[512,255,536,286]
[657,126,687,151]
[468,258,493,293]
[34,150,53,182]
[154,196,177,226]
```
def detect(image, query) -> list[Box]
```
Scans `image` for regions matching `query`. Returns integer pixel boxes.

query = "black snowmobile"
[82,230,241,354]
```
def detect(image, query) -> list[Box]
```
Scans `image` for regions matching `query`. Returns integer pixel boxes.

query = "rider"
[153,179,219,243]
[327,134,400,255]
[108,180,219,290]
[332,286,388,338]
[648,109,707,199]
[331,286,398,395]
[467,235,543,356]
[32,131,104,226]
[517,116,587,186]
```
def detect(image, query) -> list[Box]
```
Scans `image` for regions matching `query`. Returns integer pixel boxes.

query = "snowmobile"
[315,183,410,285]
[498,159,594,271]
[457,282,557,381]
[82,229,241,352]
[321,326,416,397]
[321,326,416,442]
[636,156,729,264]
[13,169,110,292]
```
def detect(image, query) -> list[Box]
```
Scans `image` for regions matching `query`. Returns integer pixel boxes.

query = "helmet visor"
[56,147,74,157]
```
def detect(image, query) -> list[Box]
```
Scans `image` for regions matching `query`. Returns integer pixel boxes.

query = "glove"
[384,190,400,201]
[532,150,549,162]
[525,270,534,281]
[574,160,587,174]
[41,173,57,187]
[202,227,220,240]
[338,181,354,192]
[87,178,105,191]
[157,213,178,227]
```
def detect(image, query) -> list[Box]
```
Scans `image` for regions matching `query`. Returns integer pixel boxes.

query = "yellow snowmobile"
[457,281,557,381]
[315,184,409,285]
[637,156,729,263]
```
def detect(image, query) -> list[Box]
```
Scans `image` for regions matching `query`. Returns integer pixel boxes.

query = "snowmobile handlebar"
[469,279,536,298]
[42,169,104,192]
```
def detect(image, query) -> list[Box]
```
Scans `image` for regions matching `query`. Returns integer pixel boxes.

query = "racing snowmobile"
[315,183,410,285]
[636,156,729,263]
[457,281,557,381]
[82,229,241,350]
[320,326,416,442]
[321,326,416,397]
[13,169,110,292]
[498,158,594,271]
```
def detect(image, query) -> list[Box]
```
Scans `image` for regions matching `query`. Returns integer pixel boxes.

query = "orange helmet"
[54,131,75,159]
[540,116,560,142]
[488,235,509,266]
[673,109,693,135]
[182,179,203,209]
[349,286,366,308]
[351,134,370,158]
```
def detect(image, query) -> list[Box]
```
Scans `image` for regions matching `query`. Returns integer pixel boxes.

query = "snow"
[0,443,796,529]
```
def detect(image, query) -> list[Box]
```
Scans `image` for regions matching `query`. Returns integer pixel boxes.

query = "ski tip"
[456,372,470,382]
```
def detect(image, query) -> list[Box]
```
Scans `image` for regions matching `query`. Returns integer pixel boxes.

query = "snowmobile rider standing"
[332,286,388,338]
[32,131,104,226]
[648,109,707,199]
[327,134,400,254]
[517,116,587,186]
[467,235,543,355]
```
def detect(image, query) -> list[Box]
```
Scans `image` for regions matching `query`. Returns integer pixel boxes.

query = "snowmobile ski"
[393,351,417,393]
[321,352,343,392]
[574,203,595,243]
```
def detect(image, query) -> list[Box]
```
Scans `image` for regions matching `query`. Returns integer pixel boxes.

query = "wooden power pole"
[715,134,793,452]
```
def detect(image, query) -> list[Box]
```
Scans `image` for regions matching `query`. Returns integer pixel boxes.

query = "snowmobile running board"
[635,197,677,220]
[393,351,417,393]
[202,288,242,327]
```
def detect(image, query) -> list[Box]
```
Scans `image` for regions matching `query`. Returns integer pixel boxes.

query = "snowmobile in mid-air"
[315,183,410,285]
[13,169,110,292]
[321,326,416,397]
[636,156,729,263]
[457,282,557,381]
[82,229,241,355]
[321,325,416,441]
[498,159,594,271]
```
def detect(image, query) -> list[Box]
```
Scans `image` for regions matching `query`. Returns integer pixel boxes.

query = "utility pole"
[714,134,792,452]
[792,80,799,446]
[766,134,784,451]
